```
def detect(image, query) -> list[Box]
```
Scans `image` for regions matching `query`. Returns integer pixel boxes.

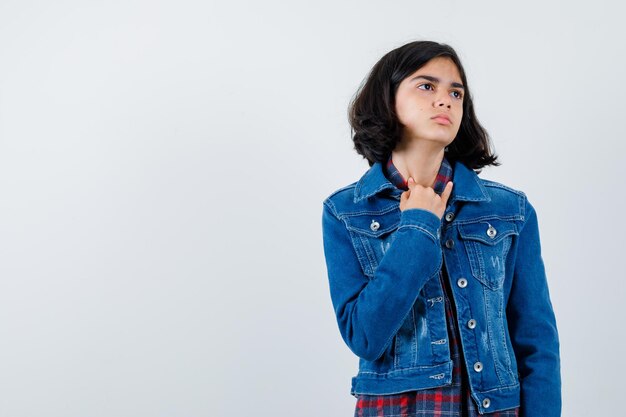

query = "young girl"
[321,41,561,417]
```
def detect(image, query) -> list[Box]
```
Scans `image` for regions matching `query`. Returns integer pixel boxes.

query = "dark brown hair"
[348,40,499,171]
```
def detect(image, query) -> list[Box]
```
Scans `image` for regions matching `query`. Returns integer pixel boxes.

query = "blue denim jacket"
[321,159,561,416]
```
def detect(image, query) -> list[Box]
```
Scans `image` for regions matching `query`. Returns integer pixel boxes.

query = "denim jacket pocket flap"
[345,209,401,238]
[458,219,519,246]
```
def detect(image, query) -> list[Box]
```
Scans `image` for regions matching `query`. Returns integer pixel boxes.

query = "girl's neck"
[390,141,446,189]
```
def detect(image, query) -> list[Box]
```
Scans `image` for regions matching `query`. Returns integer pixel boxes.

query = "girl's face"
[394,57,464,148]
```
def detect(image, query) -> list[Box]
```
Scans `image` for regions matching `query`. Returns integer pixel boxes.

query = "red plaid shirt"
[353,155,519,417]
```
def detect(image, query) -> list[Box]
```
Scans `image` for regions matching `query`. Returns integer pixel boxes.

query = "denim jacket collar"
[353,158,491,204]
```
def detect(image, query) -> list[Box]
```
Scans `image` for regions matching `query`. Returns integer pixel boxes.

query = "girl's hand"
[399,177,453,219]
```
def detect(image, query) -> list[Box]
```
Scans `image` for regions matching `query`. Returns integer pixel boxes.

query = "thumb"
[400,190,408,202]
[440,181,454,206]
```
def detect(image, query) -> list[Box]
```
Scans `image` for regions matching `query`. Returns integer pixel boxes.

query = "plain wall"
[0,0,624,416]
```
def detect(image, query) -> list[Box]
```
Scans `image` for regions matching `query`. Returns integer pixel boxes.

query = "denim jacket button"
[486,224,497,238]
[445,239,454,248]
[445,212,455,222]
[467,319,477,329]
[370,220,380,231]
[474,361,483,372]
[482,398,491,408]
[457,278,468,288]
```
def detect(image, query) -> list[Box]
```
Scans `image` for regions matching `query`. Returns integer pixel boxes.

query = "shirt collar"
[384,154,453,194]
[353,156,490,204]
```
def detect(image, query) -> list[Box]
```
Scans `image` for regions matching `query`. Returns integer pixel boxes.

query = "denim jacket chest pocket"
[458,219,519,290]
[344,208,401,278]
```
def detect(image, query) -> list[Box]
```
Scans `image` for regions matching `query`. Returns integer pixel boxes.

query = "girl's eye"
[417,84,463,99]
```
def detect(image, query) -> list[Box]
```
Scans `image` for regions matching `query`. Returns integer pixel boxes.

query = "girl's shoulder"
[478,178,527,199]
[324,181,358,202]
[322,180,397,219]
[476,177,538,222]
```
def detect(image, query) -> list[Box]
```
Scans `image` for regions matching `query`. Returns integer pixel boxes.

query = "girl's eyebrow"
[410,74,465,90]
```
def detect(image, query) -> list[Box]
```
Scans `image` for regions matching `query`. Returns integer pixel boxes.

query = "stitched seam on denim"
[398,216,440,232]
[499,238,515,378]
[464,231,518,246]
[474,242,487,284]
[464,239,481,286]
[346,225,400,239]
[452,175,490,202]
[498,282,513,380]
[398,218,439,229]
[396,225,437,242]
[453,195,488,202]
[481,180,526,197]
[411,305,418,365]
[455,215,523,225]
[325,182,356,202]
[519,194,526,220]
[340,205,399,218]
[459,219,519,243]
[394,330,399,369]
[356,362,451,376]
[475,382,520,393]
[499,236,512,286]
[357,233,377,277]
[323,199,340,219]
[495,291,508,385]
[326,195,399,219]
[354,183,396,202]
[451,196,487,204]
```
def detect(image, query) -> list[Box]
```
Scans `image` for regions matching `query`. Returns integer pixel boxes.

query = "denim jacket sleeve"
[506,197,562,417]
[321,200,443,362]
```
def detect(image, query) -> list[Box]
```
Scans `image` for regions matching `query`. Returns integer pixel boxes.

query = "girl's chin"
[405,137,456,147]
[399,128,458,146]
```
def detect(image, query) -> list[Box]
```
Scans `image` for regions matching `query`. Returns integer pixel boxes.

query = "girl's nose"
[433,91,451,107]
[434,95,452,108]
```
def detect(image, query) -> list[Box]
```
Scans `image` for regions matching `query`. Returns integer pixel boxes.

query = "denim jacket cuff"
[397,208,442,242]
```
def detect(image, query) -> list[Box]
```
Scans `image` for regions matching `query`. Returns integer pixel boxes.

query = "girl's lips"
[432,116,451,125]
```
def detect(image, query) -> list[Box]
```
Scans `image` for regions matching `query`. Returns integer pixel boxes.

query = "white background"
[0,1,624,416]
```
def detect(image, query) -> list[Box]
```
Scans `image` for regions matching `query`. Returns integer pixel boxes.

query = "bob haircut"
[348,40,499,172]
